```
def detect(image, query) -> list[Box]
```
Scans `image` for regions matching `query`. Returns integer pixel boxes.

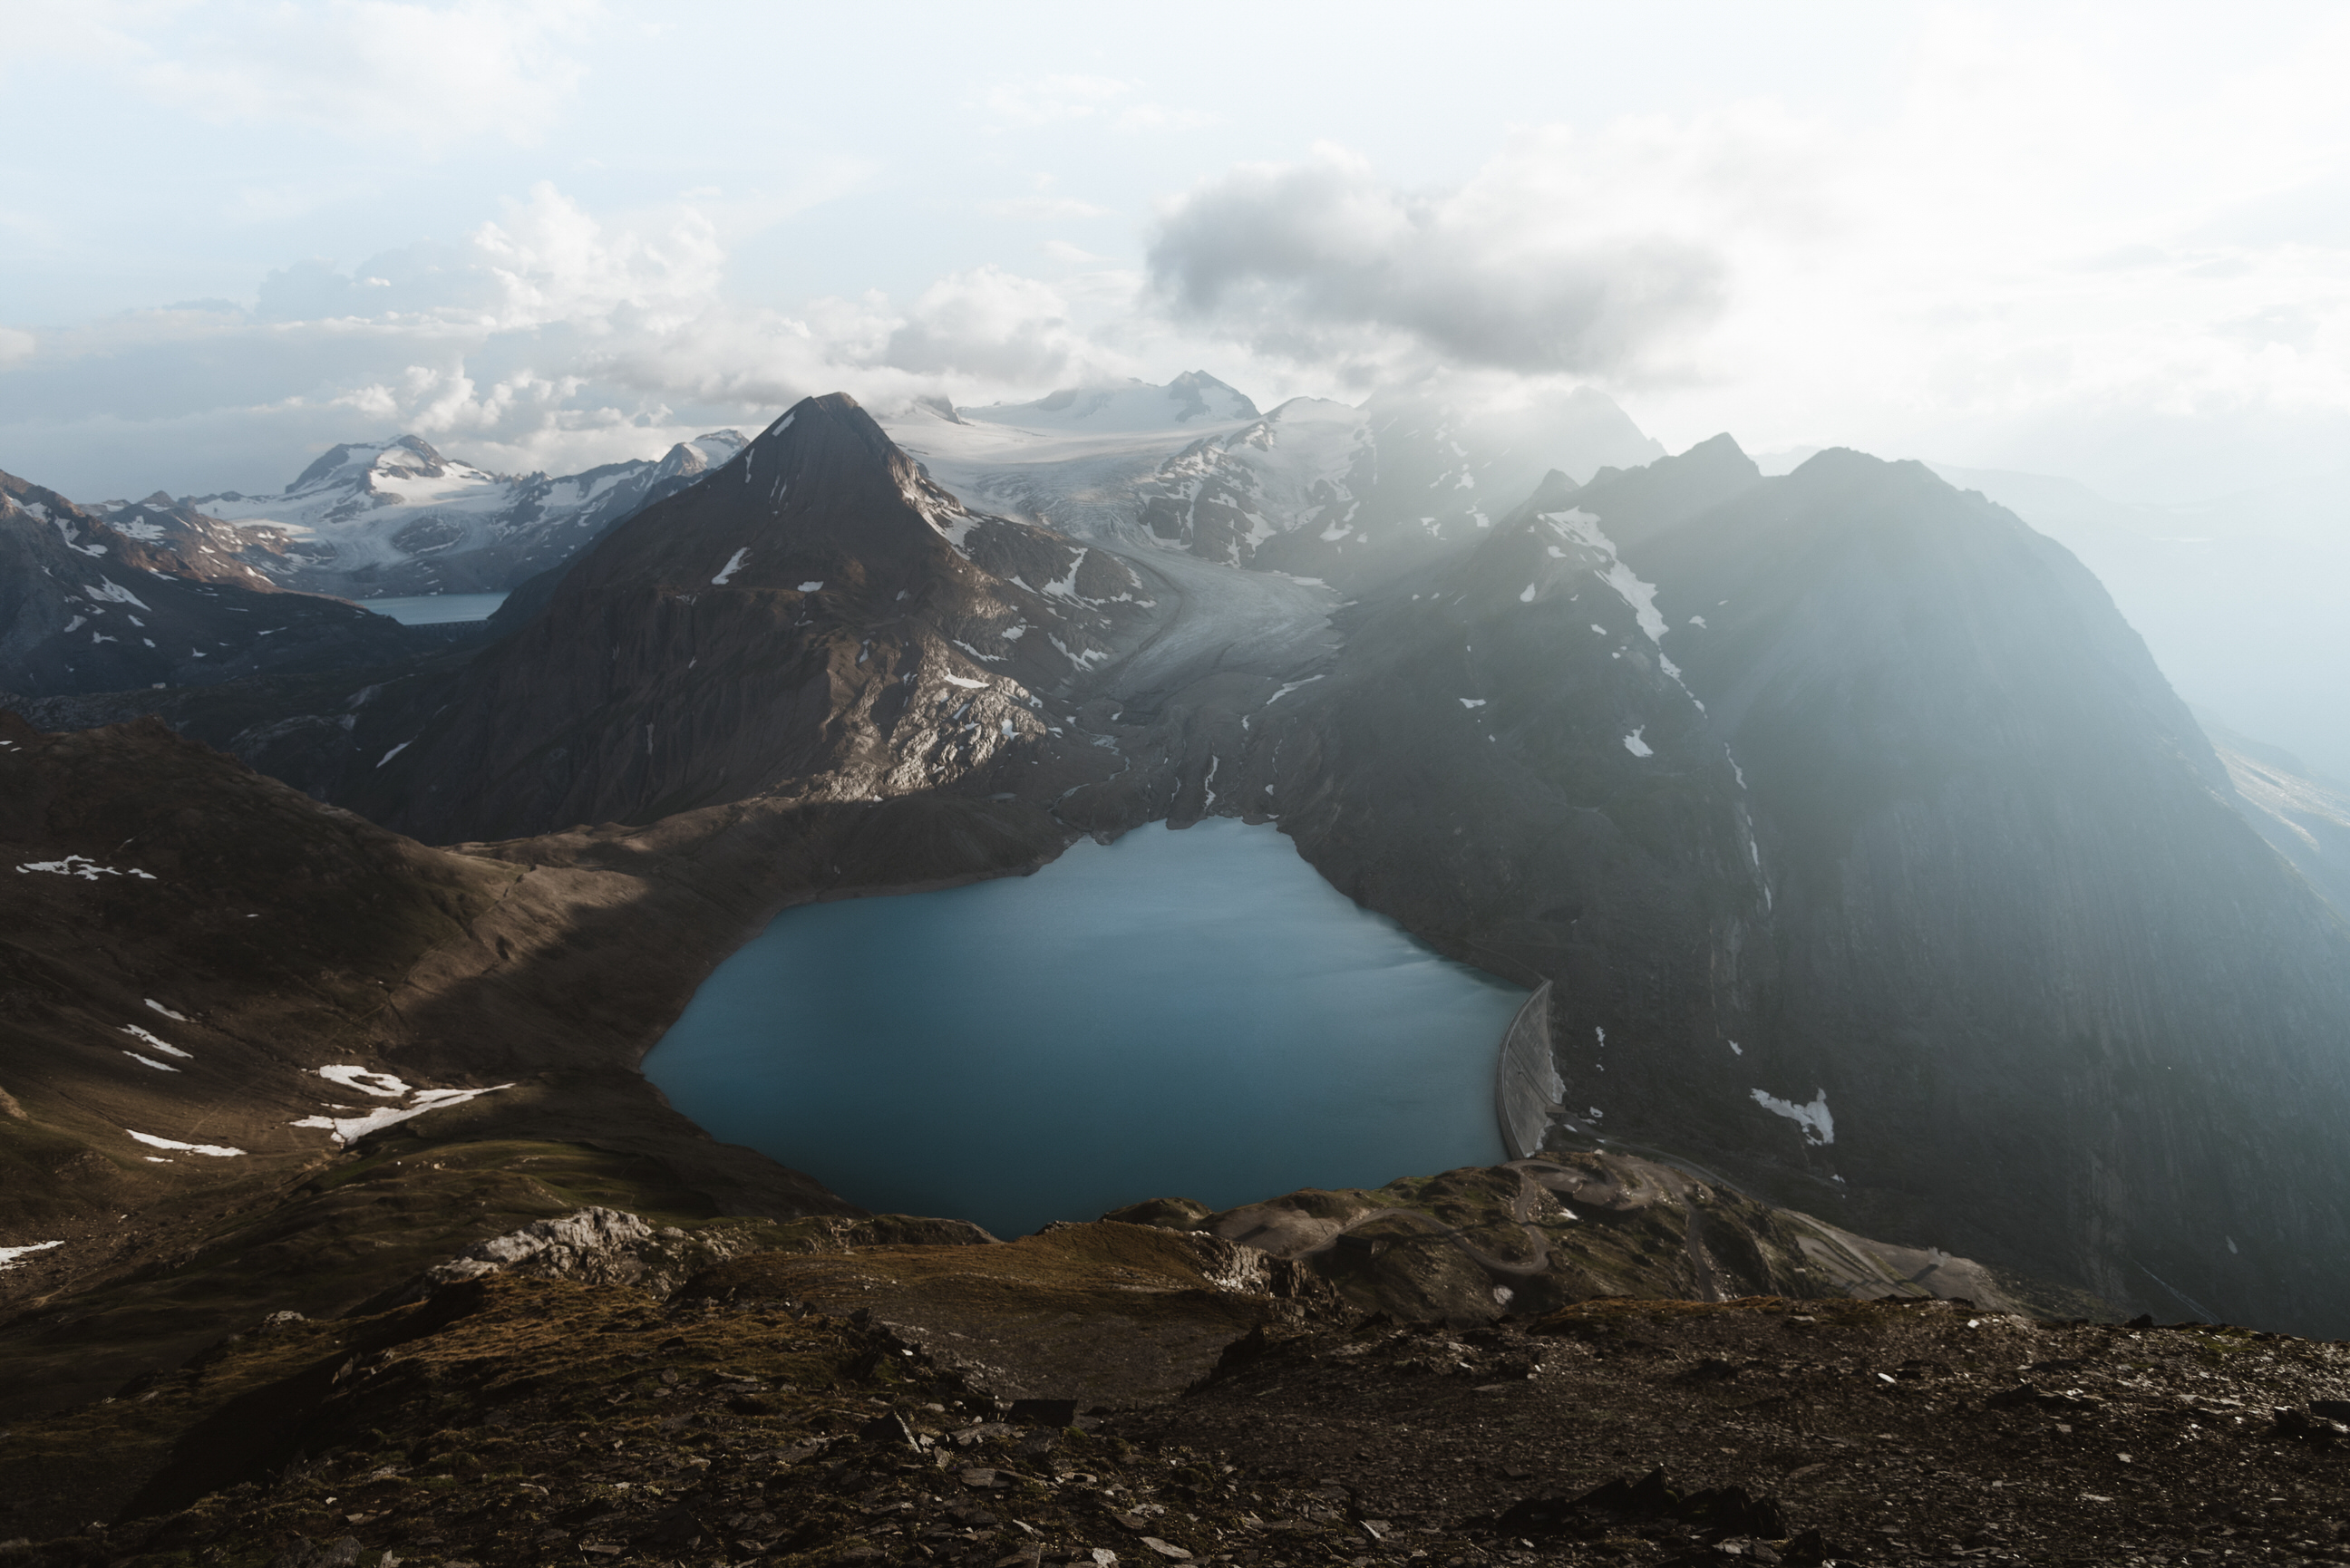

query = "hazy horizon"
[7,1,2350,508]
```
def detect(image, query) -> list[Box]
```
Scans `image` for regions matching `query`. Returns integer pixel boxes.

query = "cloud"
[1113,103,1215,134]
[882,267,1094,384]
[0,186,1150,497]
[129,0,600,150]
[981,74,1209,138]
[984,74,1133,128]
[984,197,1114,222]
[244,183,725,332]
[1147,141,1728,382]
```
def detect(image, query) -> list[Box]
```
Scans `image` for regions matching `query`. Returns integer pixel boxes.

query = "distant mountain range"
[7,372,2350,1357]
[113,430,747,600]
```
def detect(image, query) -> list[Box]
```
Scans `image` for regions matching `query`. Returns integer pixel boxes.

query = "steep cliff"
[1257,440,2350,1332]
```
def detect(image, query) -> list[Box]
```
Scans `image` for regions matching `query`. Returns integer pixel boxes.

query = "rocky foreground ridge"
[4,1199,2348,1565]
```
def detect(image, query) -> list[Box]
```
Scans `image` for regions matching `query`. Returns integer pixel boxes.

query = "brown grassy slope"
[0,711,1073,1415]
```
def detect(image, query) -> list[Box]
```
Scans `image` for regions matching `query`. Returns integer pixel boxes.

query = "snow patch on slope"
[1752,1088,1835,1145]
[294,1068,512,1146]
[127,1129,246,1157]
[0,1241,65,1270]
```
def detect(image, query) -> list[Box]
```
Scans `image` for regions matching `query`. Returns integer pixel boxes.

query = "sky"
[7,0,2350,507]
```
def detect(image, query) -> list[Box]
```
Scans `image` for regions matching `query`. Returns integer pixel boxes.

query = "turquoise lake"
[641,817,1522,1238]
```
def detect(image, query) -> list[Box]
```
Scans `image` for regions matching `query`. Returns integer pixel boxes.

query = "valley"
[5,374,2350,1565]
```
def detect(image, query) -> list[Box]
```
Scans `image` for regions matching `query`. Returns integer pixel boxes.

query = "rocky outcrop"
[372,1208,1005,1312]
[1113,1153,2030,1325]
[374,1208,745,1308]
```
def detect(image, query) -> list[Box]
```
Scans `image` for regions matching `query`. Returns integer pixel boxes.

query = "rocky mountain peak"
[0,462,420,695]
[349,388,1159,842]
[1564,431,1763,549]
[1163,369,1259,423]
[648,429,747,482]
[707,393,977,570]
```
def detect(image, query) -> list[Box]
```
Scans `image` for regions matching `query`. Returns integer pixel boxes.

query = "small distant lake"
[357,593,509,624]
[642,818,1521,1238]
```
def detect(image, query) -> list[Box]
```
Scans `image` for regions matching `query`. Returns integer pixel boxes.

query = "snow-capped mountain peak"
[279,434,485,500]
[169,431,750,598]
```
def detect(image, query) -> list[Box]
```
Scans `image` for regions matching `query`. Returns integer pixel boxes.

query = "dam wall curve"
[1494,979,1563,1160]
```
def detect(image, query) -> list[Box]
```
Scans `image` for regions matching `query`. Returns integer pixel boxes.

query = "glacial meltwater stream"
[642,818,1523,1238]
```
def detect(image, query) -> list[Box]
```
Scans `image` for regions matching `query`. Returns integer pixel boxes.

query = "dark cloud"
[1147,150,1724,377]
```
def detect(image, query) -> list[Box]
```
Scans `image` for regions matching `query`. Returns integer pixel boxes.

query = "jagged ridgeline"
[6,376,2350,1379]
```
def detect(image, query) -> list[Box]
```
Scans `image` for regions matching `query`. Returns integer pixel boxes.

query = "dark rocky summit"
[350,394,1158,843]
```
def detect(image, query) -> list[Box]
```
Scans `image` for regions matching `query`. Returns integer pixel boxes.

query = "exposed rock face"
[379,1208,741,1307]
[354,393,1159,843]
[374,1208,1004,1312]
[172,430,748,598]
[0,468,420,695]
[401,1206,658,1289]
